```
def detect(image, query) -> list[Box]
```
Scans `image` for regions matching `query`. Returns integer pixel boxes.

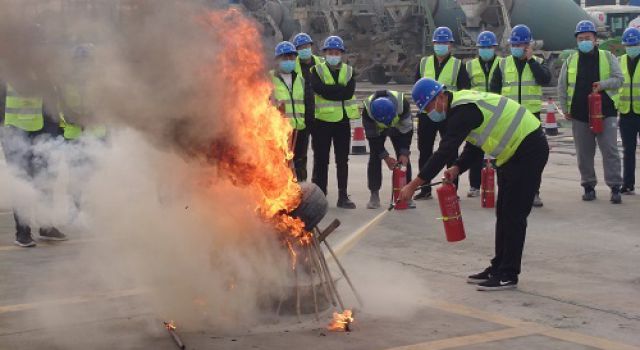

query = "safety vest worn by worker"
[362,90,412,133]
[451,90,541,167]
[58,85,106,140]
[617,54,639,114]
[566,49,619,113]
[467,57,500,92]
[295,55,323,76]
[270,70,306,130]
[499,55,544,113]
[4,84,44,132]
[419,55,462,91]
[312,62,360,122]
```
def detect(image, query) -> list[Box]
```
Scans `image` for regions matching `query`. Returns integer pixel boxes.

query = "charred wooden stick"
[313,228,345,311]
[318,219,341,243]
[308,239,335,306]
[294,265,301,322]
[305,245,320,321]
[163,322,185,350]
[324,241,364,308]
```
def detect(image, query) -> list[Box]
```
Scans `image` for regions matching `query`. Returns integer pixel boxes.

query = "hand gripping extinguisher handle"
[387,180,445,211]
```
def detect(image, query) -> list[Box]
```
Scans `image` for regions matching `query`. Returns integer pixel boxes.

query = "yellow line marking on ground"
[0,288,146,314]
[384,299,640,350]
[388,327,544,350]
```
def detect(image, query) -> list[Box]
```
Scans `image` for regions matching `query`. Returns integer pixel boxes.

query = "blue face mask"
[298,48,312,60]
[427,99,446,122]
[627,46,640,58]
[578,40,594,53]
[279,60,296,73]
[510,47,524,58]
[479,48,495,61]
[434,44,449,57]
[326,55,342,66]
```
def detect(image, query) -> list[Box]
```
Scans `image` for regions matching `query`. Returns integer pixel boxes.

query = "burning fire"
[164,320,177,331]
[328,310,354,332]
[200,9,307,242]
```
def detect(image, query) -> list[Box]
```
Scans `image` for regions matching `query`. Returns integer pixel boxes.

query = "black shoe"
[467,267,492,284]
[582,186,596,201]
[337,194,356,209]
[621,186,635,195]
[610,187,622,204]
[14,233,36,247]
[413,191,432,201]
[476,275,518,291]
[39,227,68,241]
[532,194,543,207]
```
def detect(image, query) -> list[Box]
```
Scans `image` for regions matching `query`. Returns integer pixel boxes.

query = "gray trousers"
[571,118,622,188]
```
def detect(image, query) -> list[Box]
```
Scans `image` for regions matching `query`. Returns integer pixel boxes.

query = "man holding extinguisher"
[361,90,414,209]
[557,20,623,203]
[398,78,549,291]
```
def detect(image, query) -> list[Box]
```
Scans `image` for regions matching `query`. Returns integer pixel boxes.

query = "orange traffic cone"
[351,119,368,155]
[544,98,559,136]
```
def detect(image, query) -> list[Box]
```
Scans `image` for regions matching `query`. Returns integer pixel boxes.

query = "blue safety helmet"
[275,41,297,57]
[293,33,313,48]
[322,35,345,51]
[476,31,498,47]
[370,97,397,126]
[622,27,640,46]
[432,27,454,43]
[509,24,532,45]
[575,20,597,37]
[412,78,445,113]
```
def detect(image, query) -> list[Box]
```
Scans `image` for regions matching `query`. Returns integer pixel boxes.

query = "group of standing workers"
[272,20,640,291]
[1,43,104,248]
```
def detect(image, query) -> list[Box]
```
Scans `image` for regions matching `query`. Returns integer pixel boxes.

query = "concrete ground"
[1,100,639,349]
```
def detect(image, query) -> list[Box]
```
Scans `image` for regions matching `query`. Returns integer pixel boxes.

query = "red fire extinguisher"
[588,86,603,135]
[481,159,495,208]
[436,182,466,242]
[392,164,408,210]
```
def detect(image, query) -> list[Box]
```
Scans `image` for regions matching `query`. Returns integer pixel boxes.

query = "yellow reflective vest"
[58,85,107,140]
[270,70,306,130]
[467,57,500,92]
[363,90,405,132]
[295,55,323,77]
[419,55,462,91]
[452,90,541,166]
[499,55,544,113]
[4,84,44,132]
[618,54,639,114]
[566,49,619,112]
[312,62,359,122]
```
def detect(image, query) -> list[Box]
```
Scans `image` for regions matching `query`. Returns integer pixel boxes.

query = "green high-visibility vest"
[566,49,619,112]
[419,55,462,91]
[58,84,106,140]
[4,84,44,132]
[363,90,405,132]
[295,55,323,76]
[270,70,306,130]
[617,54,639,114]
[467,57,500,92]
[499,55,544,113]
[312,62,360,122]
[452,90,541,167]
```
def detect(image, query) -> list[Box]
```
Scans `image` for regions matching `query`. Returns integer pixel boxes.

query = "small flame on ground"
[164,320,177,331]
[328,309,354,332]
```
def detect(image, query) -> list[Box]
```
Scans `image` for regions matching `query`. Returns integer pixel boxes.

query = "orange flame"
[164,320,177,331]
[328,310,354,332]
[199,9,306,241]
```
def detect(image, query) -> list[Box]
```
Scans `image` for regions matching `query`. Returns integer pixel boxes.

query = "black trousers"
[620,115,640,188]
[417,116,457,192]
[293,129,309,182]
[367,135,412,192]
[468,151,484,189]
[311,120,350,195]
[491,130,549,277]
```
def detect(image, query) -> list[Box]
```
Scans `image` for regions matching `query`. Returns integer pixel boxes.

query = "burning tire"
[290,182,328,231]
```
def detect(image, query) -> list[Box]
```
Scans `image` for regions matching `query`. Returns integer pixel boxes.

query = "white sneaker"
[467,187,480,198]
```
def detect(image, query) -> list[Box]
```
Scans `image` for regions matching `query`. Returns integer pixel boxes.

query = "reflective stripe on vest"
[618,54,640,114]
[4,85,44,132]
[566,50,619,112]
[313,62,360,122]
[420,55,461,91]
[452,90,541,166]
[363,90,404,132]
[270,70,306,130]
[467,57,500,92]
[499,55,543,113]
[295,55,323,76]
